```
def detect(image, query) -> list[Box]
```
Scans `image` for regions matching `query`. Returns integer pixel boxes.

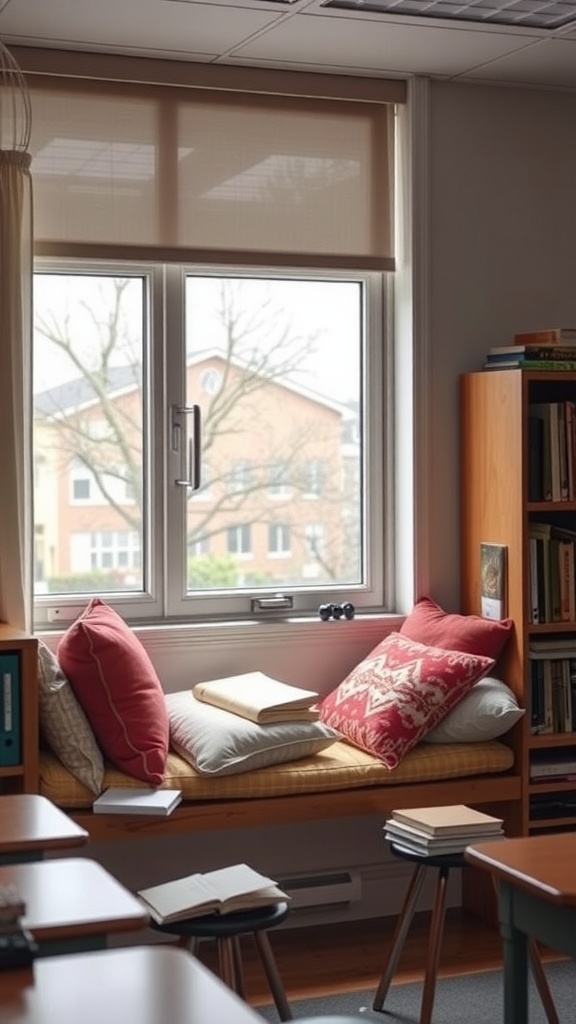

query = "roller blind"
[22,53,400,269]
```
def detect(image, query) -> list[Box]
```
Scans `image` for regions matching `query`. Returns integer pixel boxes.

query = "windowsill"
[37,610,404,648]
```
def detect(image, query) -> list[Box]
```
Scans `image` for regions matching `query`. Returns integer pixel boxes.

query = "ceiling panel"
[226,12,545,76]
[0,0,282,58]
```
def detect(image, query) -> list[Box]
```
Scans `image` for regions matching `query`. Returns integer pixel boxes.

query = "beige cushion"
[37,640,105,795]
[39,739,516,809]
[166,690,340,777]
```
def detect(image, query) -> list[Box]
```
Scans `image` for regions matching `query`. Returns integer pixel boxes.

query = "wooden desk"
[0,858,149,956]
[0,795,88,862]
[466,833,576,1024]
[0,945,265,1024]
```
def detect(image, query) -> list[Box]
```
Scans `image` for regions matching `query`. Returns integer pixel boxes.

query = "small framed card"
[480,543,507,620]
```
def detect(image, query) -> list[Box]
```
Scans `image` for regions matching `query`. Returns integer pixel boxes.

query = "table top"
[0,858,149,941]
[0,945,265,1024]
[465,833,576,906]
[0,795,88,855]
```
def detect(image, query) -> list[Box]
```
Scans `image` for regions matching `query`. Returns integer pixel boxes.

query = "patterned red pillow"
[318,632,494,769]
[58,598,169,784]
[400,596,513,660]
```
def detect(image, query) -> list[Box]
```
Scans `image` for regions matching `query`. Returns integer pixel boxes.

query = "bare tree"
[34,276,352,586]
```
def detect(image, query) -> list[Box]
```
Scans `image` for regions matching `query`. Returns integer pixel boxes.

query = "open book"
[192,672,320,724]
[137,863,289,925]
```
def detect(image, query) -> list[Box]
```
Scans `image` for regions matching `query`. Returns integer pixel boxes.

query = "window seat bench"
[38,738,519,842]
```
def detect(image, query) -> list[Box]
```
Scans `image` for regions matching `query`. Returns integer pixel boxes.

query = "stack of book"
[383,805,504,857]
[483,328,576,371]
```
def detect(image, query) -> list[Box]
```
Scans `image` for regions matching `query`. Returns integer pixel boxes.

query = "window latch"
[251,595,294,613]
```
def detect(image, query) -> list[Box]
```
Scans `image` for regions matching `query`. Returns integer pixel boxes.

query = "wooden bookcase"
[0,624,38,794]
[461,368,576,837]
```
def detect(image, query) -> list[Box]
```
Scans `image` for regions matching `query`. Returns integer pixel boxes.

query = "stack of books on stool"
[383,804,505,857]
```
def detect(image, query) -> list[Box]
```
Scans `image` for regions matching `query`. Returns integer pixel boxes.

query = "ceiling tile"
[227,12,544,75]
[0,0,280,57]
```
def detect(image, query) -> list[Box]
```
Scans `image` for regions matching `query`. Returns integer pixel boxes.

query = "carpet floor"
[256,958,576,1022]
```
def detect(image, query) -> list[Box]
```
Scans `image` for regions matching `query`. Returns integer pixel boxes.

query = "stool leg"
[373,863,427,1011]
[218,937,237,991]
[232,937,245,999]
[253,930,292,1021]
[420,865,450,1024]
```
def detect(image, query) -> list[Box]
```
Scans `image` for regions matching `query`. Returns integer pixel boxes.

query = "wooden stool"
[372,844,558,1024]
[150,901,292,1021]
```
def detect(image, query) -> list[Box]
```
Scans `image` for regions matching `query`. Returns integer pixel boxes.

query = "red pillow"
[400,597,513,660]
[318,632,494,769]
[57,598,169,784]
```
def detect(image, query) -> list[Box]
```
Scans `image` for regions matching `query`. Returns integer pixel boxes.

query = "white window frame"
[33,260,391,627]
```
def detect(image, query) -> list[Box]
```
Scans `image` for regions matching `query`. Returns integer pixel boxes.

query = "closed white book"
[192,672,320,724]
[93,787,182,816]
[137,863,288,925]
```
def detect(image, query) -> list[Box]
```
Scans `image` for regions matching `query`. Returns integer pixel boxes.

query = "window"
[28,58,398,626]
[33,266,388,623]
[229,461,254,496]
[72,477,91,502]
[269,524,291,557]
[302,459,325,498]
[268,461,291,499]
[227,525,252,557]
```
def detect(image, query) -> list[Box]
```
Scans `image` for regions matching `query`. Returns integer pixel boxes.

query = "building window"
[302,459,325,497]
[268,461,290,499]
[72,477,91,502]
[227,525,252,557]
[269,524,291,557]
[33,267,387,624]
[229,460,253,496]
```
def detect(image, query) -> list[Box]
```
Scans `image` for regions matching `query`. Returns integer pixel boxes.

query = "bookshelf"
[0,624,38,794]
[461,369,576,836]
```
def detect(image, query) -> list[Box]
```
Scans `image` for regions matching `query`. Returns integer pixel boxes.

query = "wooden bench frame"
[69,769,522,843]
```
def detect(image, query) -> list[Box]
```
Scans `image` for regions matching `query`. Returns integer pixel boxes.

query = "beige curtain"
[0,149,33,631]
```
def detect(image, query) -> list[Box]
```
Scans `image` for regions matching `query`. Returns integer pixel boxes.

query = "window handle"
[173,404,201,490]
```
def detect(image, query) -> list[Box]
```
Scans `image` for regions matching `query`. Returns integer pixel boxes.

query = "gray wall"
[427,80,576,611]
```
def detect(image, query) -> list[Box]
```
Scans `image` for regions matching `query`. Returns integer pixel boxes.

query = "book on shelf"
[513,328,576,346]
[480,542,507,620]
[530,751,576,780]
[488,345,576,361]
[192,672,320,724]
[530,637,576,653]
[387,805,504,838]
[137,863,288,926]
[92,787,183,816]
[483,360,576,371]
[529,651,576,734]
